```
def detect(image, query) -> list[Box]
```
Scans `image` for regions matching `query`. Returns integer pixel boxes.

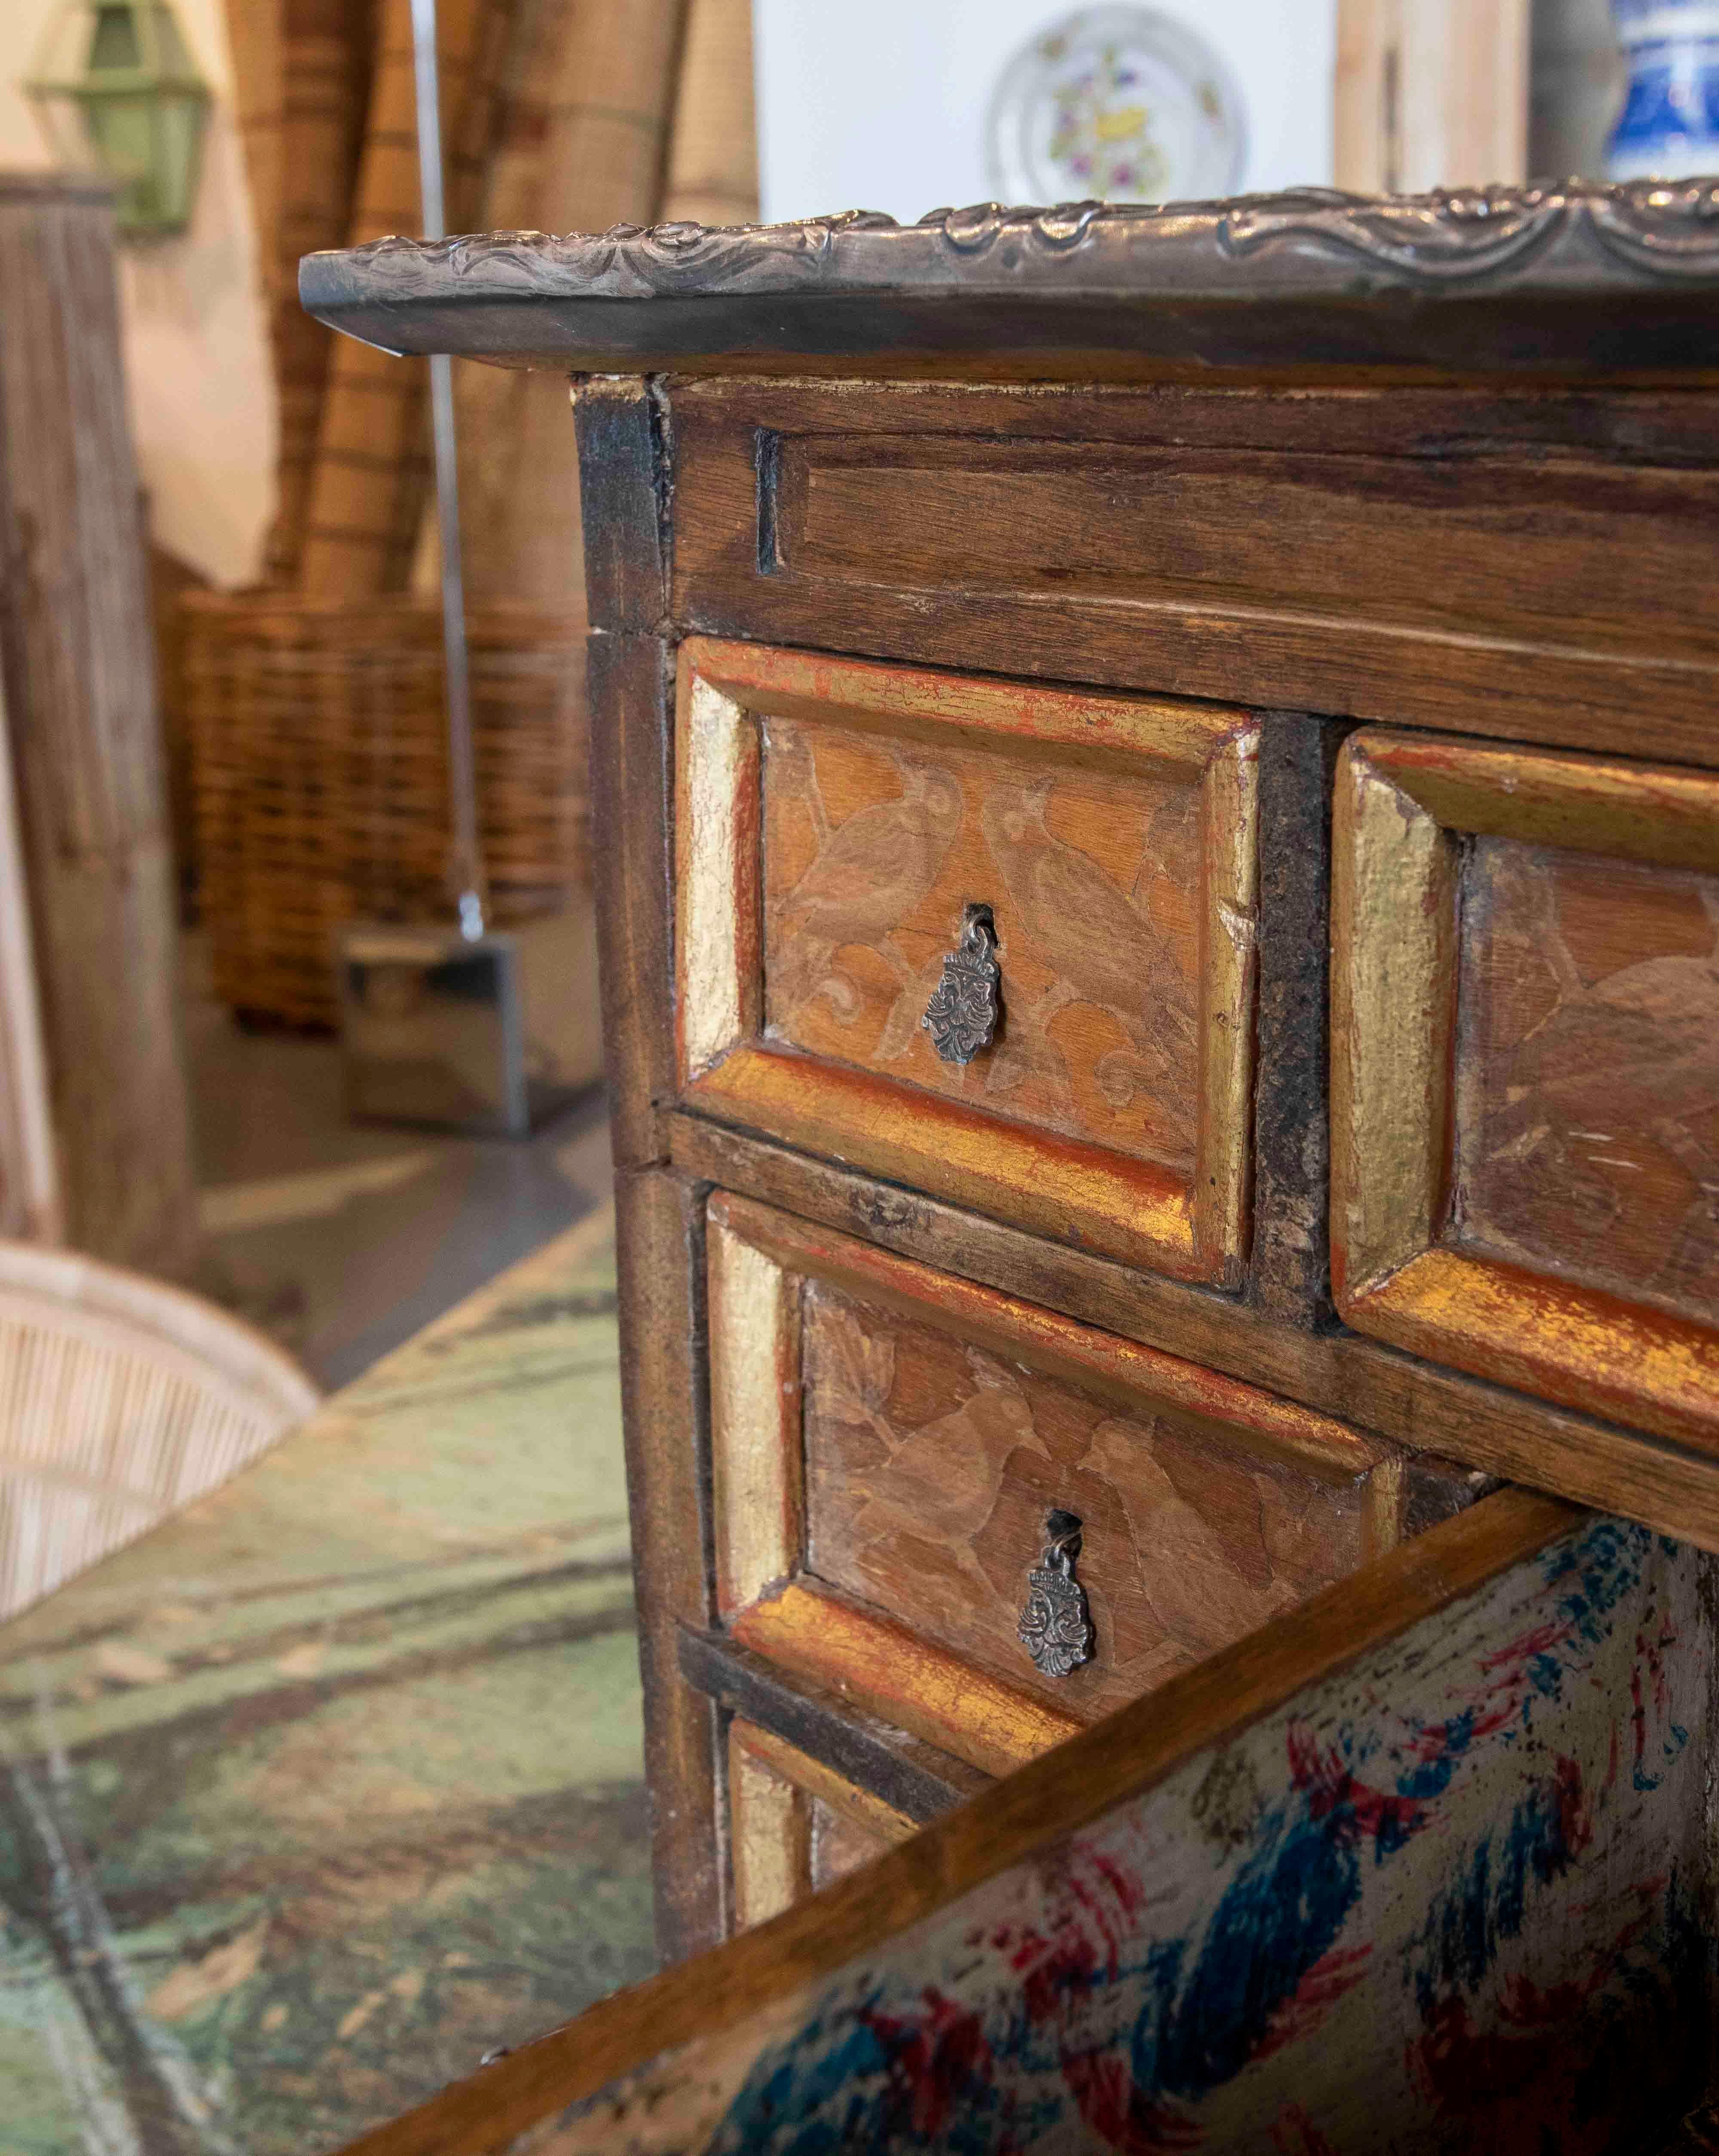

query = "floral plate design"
[985,4,1246,205]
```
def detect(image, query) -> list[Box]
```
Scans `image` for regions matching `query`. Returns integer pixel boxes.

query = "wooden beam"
[1335,0,1529,192]
[0,180,198,1278]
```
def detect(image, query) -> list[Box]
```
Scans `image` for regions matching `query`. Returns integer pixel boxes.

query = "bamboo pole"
[0,177,199,1279]
[297,0,499,600]
[450,0,689,613]
[1335,0,1529,192]
[661,0,759,228]
[266,0,369,583]
[220,0,286,291]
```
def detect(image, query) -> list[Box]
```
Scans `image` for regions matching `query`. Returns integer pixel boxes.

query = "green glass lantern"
[25,0,211,237]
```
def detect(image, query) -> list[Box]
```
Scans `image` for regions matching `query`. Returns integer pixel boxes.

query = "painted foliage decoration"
[513,1516,1710,2153]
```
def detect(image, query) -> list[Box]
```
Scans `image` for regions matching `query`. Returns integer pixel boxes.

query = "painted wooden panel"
[1456,836,1719,1331]
[809,1799,892,1891]
[727,1722,808,1930]
[467,1511,1712,2156]
[729,1717,912,1912]
[676,640,1259,1286]
[709,1191,1397,1786]
[762,712,1202,1178]
[802,1278,1370,1723]
[1333,729,1719,1452]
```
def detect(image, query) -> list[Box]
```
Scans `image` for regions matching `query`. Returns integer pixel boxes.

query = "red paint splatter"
[1000,1842,1156,2029]
[1059,2049,1205,2153]
[1270,2102,1341,2155]
[855,1988,995,2138]
[1287,1725,1425,1846]
[1553,1754,1593,1860]
[1409,1900,1673,2152]
[1254,1943,1375,2061]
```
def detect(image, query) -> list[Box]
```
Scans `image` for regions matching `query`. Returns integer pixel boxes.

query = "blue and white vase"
[1608,0,1719,179]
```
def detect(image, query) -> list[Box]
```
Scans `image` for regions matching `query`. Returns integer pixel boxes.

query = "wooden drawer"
[1334,729,1719,1451]
[726,1719,914,1931]
[679,640,1259,1285]
[507,1494,1718,2154]
[707,1191,1483,1787]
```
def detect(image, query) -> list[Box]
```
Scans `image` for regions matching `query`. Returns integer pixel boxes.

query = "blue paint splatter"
[1633,1719,1689,1794]
[1130,1786,1371,2098]
[1410,1765,1587,2012]
[1540,1519,1652,1648]
[1397,1709,1476,1802]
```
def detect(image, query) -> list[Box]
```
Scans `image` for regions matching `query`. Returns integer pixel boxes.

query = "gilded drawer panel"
[763,711,1202,1175]
[800,1277,1372,1724]
[1333,728,1719,1448]
[707,1190,1410,1776]
[679,638,1258,1286]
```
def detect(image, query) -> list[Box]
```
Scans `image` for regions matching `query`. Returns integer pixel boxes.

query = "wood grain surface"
[673,1112,1719,1553]
[707,1209,801,1616]
[809,1796,894,1891]
[732,1581,1083,1777]
[1456,837,1719,1330]
[577,378,675,1171]
[327,1489,1580,2156]
[614,1167,722,1960]
[801,1278,1374,1723]
[0,184,199,1278]
[1334,729,1719,1454]
[709,1194,1401,1751]
[669,379,1719,768]
[762,710,1201,1176]
[1251,714,1346,1323]
[729,1716,919,1871]
[727,1719,807,1930]
[675,1625,991,1823]
[677,639,1257,1283]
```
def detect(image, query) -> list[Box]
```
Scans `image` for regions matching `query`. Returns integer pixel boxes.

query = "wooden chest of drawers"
[303,180,1719,2148]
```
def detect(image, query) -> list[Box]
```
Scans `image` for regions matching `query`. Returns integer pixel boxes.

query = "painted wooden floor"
[0,1206,653,2155]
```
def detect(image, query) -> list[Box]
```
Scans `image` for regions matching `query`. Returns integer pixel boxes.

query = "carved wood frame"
[1331,727,1719,1453]
[707,1189,1401,1799]
[677,637,1260,1286]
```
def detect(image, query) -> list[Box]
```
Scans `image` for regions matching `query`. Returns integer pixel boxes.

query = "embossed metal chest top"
[306,188,1719,2103]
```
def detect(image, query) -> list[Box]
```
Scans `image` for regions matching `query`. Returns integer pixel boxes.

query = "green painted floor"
[0,1206,654,2155]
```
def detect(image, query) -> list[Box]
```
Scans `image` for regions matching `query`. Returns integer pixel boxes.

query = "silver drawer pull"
[1018,1508,1093,1678]
[921,902,1001,1065]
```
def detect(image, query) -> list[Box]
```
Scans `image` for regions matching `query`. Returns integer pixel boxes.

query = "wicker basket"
[183,594,590,1028]
[0,1238,317,1621]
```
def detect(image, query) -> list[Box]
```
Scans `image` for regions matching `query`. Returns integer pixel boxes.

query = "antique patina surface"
[0,1209,652,2156]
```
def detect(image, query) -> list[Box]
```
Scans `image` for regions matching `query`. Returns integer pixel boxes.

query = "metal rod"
[408,0,484,938]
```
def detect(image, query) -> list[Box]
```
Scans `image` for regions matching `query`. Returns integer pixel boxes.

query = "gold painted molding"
[707,1208,802,1616]
[675,637,1260,1287]
[727,1720,808,1929]
[707,1190,1407,1786]
[1331,727,1719,1454]
[731,1718,916,1852]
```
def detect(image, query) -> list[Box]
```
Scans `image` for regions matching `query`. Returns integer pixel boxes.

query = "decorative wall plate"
[986,5,1246,206]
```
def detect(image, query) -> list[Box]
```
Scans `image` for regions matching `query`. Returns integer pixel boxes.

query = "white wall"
[755,0,1335,225]
[0,0,275,588]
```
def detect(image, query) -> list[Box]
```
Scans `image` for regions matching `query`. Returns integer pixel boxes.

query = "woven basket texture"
[184,594,590,1027]
[0,1240,318,1621]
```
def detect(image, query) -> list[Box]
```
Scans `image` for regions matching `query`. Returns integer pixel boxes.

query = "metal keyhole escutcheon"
[1018,1508,1094,1678]
[921,902,1001,1065]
